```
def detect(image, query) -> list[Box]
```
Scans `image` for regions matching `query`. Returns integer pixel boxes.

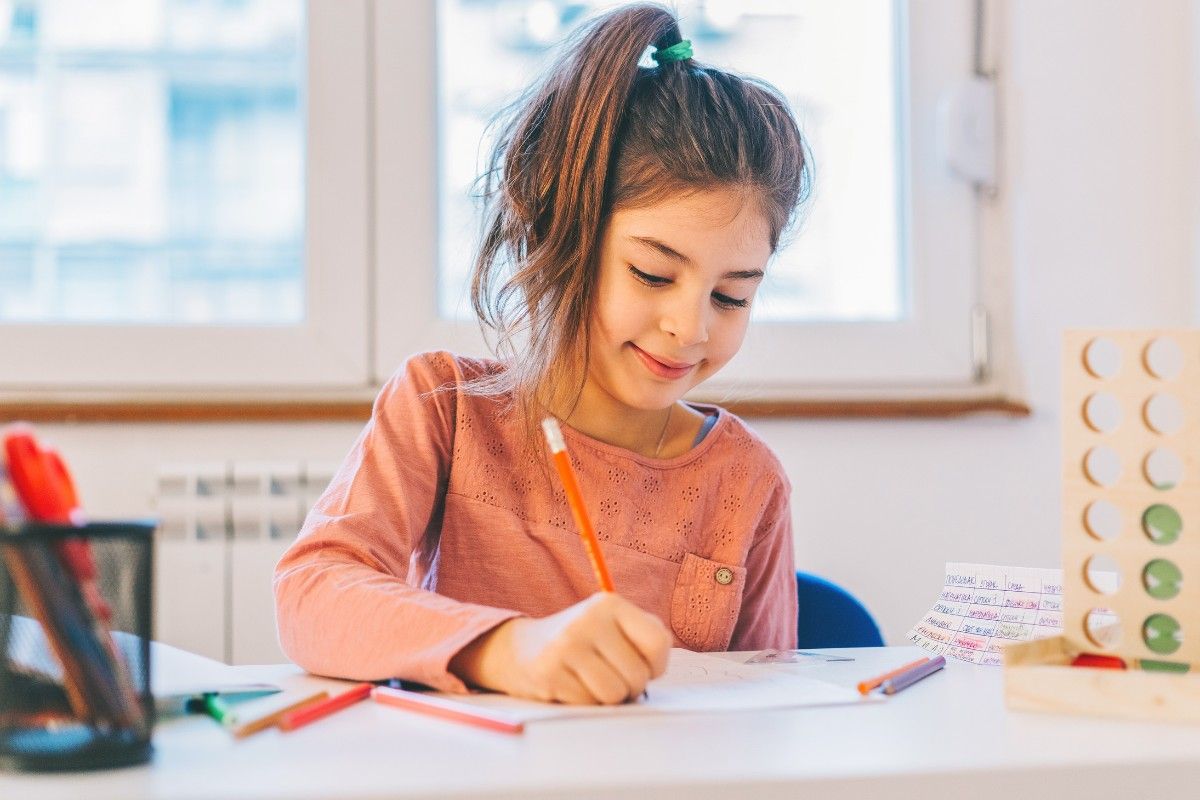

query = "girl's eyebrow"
[631,235,691,263]
[629,235,765,281]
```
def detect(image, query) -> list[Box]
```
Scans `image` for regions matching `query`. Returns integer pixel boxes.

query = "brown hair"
[468,2,812,437]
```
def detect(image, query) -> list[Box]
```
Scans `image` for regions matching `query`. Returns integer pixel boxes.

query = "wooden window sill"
[0,396,1031,424]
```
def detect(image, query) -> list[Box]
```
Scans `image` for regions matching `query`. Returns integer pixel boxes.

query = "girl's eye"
[712,292,750,310]
[630,265,750,310]
[629,265,670,286]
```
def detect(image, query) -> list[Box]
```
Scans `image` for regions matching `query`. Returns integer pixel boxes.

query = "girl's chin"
[613,388,688,412]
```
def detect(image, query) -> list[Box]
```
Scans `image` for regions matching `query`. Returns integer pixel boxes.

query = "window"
[2,1,988,398]
[376,0,986,392]
[0,0,369,389]
[436,1,902,325]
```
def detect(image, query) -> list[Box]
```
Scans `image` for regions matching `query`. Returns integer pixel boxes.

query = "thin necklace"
[653,403,674,458]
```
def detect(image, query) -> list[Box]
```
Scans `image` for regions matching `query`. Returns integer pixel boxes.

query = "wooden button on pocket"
[670,553,746,651]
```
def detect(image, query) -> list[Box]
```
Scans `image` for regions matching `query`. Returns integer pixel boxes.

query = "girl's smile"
[628,343,697,381]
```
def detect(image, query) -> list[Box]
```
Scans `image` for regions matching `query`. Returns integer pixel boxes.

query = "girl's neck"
[558,380,675,459]
[555,377,705,459]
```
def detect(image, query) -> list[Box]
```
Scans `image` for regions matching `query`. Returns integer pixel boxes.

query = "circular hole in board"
[1085,608,1122,649]
[1143,613,1183,655]
[1144,393,1184,435]
[1143,337,1184,380]
[1143,559,1183,600]
[1083,337,1122,379]
[1083,393,1122,433]
[1142,504,1182,545]
[1083,446,1122,487]
[1143,448,1183,490]
[1084,554,1122,594]
[1083,500,1122,541]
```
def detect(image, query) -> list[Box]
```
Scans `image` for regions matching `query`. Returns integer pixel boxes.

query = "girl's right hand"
[449,592,672,705]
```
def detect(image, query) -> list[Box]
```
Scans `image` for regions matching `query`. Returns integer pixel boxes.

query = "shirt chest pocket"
[670,552,746,651]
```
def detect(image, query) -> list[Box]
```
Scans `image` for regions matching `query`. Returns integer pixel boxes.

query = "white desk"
[4,645,1200,799]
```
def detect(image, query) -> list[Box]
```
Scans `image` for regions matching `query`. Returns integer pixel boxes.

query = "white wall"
[30,0,1200,648]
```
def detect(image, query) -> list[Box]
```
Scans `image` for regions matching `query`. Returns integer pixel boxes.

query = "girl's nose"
[661,295,709,347]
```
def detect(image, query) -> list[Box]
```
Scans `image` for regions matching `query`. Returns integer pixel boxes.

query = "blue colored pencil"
[881,655,946,695]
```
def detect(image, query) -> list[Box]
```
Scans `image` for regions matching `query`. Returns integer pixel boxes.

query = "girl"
[275,3,811,706]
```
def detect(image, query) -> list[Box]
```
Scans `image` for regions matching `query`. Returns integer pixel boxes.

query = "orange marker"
[857,657,930,695]
[279,682,373,732]
[541,418,614,593]
[372,686,524,735]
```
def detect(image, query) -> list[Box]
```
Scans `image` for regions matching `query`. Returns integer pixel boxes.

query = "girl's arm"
[273,354,522,692]
[727,477,798,651]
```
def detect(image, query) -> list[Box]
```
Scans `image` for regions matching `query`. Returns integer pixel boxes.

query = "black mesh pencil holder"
[0,521,155,772]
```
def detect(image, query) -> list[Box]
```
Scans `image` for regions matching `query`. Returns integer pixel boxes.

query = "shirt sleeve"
[727,475,798,651]
[273,353,522,692]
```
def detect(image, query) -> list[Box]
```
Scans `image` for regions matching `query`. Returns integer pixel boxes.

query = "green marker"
[203,693,239,726]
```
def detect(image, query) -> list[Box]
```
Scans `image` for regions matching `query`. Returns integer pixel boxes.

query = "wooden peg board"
[1063,329,1200,670]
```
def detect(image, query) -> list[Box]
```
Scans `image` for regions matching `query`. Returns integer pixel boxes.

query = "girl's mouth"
[630,344,696,380]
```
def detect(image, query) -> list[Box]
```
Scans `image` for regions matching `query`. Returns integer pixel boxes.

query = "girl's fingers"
[565,649,631,705]
[592,621,652,698]
[613,602,672,678]
[546,664,594,705]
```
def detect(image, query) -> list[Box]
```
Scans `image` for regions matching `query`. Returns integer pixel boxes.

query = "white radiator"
[152,460,335,665]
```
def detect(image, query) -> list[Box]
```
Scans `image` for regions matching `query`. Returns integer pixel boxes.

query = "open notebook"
[414,648,874,723]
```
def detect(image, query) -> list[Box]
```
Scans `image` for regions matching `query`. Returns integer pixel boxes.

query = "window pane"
[0,0,305,325]
[437,0,901,323]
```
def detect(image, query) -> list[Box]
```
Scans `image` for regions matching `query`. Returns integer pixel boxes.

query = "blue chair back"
[795,571,884,648]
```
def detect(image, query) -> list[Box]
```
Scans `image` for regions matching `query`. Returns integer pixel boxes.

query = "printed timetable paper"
[906,562,1065,666]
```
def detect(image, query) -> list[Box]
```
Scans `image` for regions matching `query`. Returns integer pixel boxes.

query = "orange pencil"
[857,657,930,695]
[372,686,524,734]
[541,418,614,593]
[229,689,329,738]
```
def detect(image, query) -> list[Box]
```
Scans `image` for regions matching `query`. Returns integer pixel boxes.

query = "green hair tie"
[652,39,693,64]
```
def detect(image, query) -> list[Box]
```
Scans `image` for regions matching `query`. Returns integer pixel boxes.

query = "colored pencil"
[372,686,524,734]
[279,682,373,731]
[541,418,614,592]
[856,656,930,695]
[1,545,94,721]
[881,655,946,695]
[227,689,329,738]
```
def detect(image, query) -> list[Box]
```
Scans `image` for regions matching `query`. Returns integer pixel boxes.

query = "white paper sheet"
[8,615,280,715]
[434,648,872,722]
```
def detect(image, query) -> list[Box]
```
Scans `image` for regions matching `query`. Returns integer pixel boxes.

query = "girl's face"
[587,187,772,412]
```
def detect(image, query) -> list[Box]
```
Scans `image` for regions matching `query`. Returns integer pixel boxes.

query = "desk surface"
[4,645,1200,800]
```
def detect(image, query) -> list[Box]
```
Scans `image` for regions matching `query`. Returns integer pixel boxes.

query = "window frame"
[0,0,993,403]
[373,0,986,393]
[0,0,371,391]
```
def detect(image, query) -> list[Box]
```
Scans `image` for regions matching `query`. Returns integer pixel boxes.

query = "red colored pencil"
[371,686,524,734]
[279,682,373,731]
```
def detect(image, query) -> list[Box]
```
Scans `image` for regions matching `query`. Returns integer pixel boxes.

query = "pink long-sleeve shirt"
[274,351,797,692]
